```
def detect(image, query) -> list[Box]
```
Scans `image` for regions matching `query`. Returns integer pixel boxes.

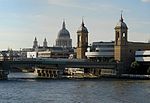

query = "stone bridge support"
[0,62,9,80]
[0,69,8,80]
[35,68,62,78]
[84,68,101,77]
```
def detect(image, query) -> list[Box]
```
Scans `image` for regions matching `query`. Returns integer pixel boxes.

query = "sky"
[0,0,150,50]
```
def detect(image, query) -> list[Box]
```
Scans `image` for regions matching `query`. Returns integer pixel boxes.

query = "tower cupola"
[77,20,88,33]
[115,12,128,29]
[33,37,38,49]
[43,38,47,48]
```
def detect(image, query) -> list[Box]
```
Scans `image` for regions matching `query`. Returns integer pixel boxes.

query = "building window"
[80,36,82,42]
[78,35,81,42]
[123,33,126,38]
[116,32,119,40]
[85,37,88,43]
[78,35,80,47]
[130,50,132,53]
[116,31,119,45]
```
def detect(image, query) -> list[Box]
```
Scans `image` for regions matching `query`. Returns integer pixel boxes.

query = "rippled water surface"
[0,74,150,103]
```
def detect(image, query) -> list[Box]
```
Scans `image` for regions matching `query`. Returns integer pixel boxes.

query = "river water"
[0,73,150,103]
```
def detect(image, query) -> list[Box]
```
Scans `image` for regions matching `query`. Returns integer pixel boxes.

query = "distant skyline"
[0,0,150,50]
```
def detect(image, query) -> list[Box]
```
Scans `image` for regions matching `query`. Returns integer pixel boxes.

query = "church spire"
[33,37,38,49]
[43,37,47,48]
[77,18,88,33]
[62,20,66,29]
[120,10,123,22]
[44,38,47,42]
[81,17,85,27]
[34,37,37,41]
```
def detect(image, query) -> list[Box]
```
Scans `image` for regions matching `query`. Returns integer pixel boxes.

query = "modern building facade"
[85,41,114,62]
[135,50,150,62]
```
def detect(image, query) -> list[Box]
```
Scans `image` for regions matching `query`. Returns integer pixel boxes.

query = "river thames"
[0,73,150,103]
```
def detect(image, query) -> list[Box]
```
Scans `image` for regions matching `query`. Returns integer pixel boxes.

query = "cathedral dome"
[56,21,72,48]
[77,21,88,33]
[58,21,70,38]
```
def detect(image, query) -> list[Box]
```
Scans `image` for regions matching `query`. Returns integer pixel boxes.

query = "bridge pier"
[84,68,101,77]
[0,62,9,80]
[35,68,61,78]
[93,68,101,76]
[84,68,117,77]
[0,70,8,80]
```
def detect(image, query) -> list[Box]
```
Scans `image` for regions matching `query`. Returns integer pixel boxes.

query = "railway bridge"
[0,58,117,79]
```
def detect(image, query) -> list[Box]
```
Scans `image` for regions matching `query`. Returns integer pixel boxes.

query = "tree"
[147,66,150,74]
[130,61,140,74]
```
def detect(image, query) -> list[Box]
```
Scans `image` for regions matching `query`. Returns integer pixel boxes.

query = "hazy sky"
[0,0,150,50]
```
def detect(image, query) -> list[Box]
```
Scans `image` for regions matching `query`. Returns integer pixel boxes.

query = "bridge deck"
[0,58,116,70]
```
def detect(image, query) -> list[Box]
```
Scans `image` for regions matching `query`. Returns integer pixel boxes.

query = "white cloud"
[141,0,150,3]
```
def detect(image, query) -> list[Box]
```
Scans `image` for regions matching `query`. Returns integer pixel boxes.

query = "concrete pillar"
[90,68,94,74]
[51,70,54,78]
[116,62,124,76]
[0,70,8,80]
[95,69,101,76]
[54,70,58,77]
[53,70,57,77]
[35,68,60,79]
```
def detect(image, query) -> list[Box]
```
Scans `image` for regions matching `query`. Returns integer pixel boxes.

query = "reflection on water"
[0,73,150,103]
